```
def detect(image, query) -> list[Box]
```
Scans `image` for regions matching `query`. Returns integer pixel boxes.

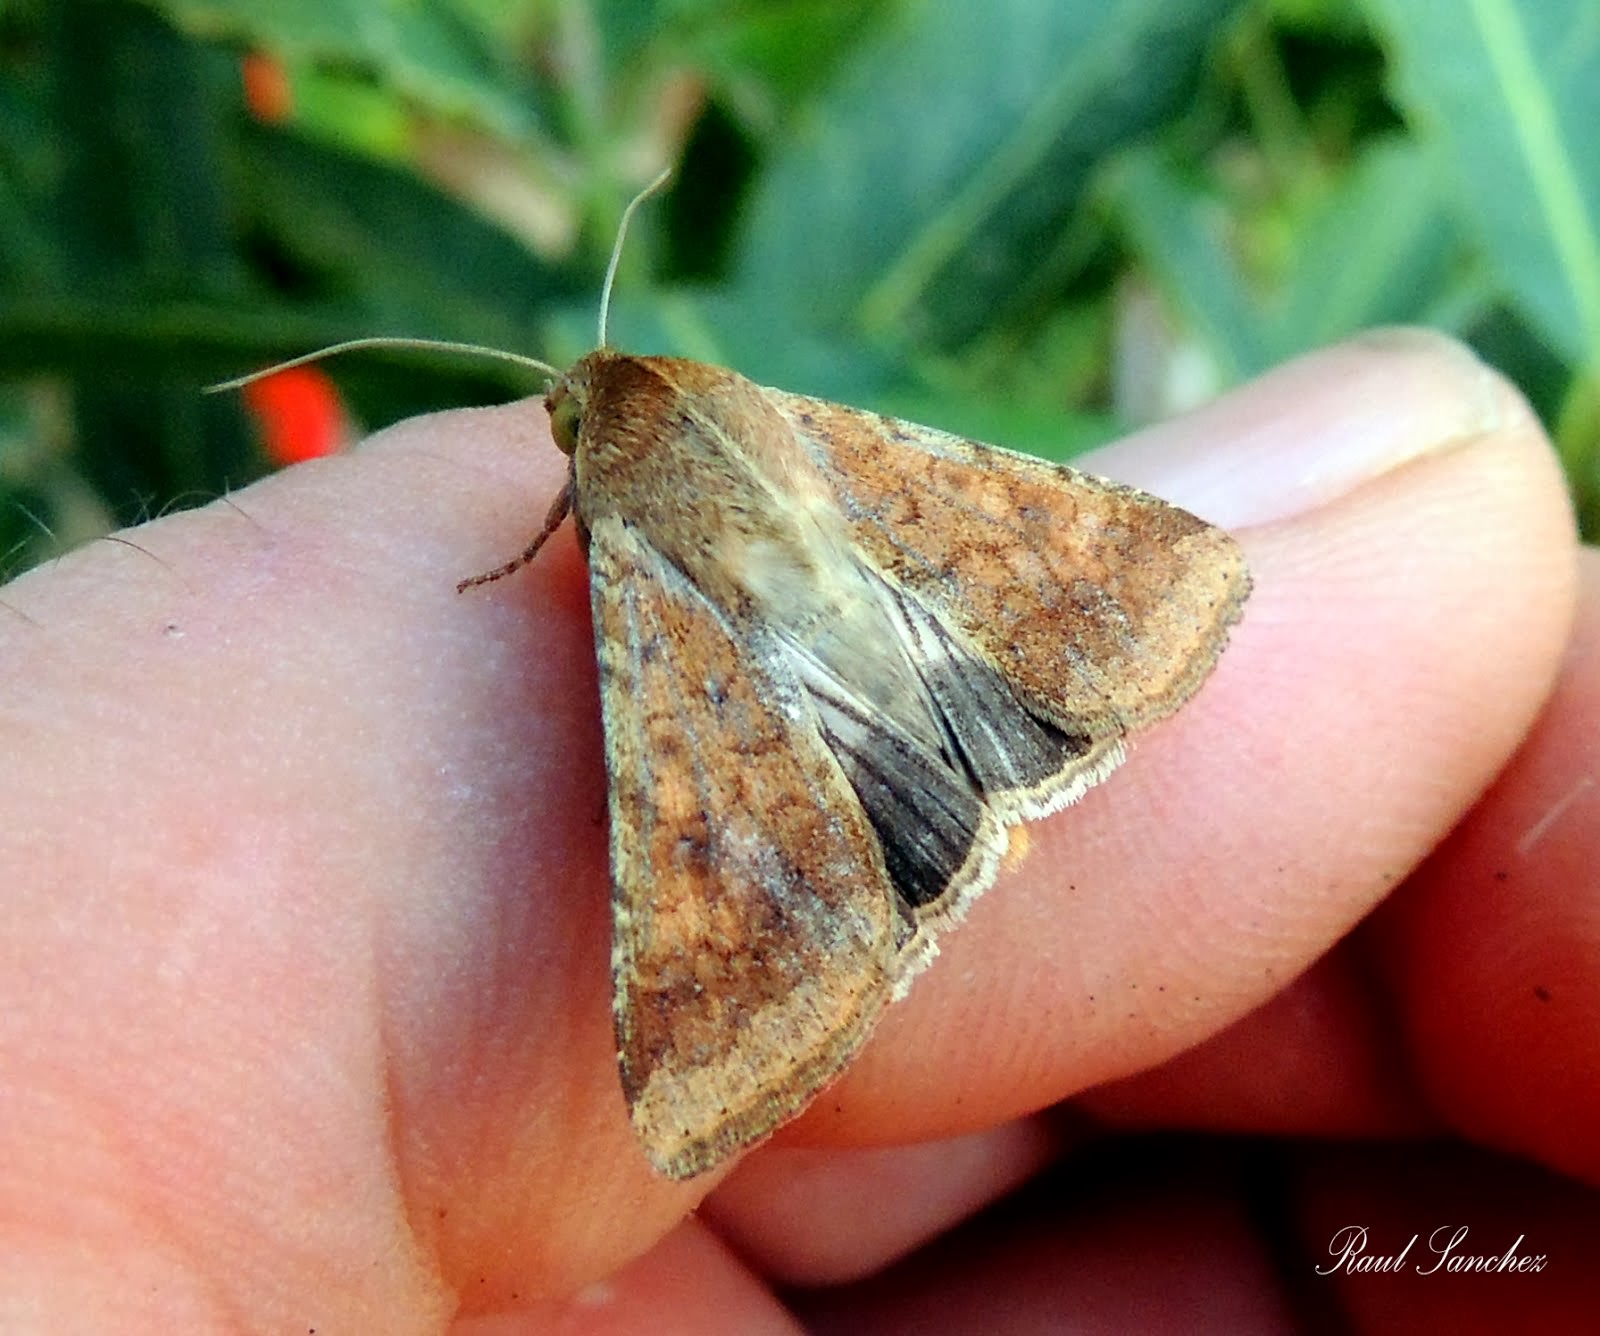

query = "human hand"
[0,330,1587,1331]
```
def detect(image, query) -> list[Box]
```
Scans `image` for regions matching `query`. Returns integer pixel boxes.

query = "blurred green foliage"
[1,0,1597,577]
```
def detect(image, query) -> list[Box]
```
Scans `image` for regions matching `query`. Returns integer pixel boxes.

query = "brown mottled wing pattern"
[586,513,902,1179]
[769,391,1251,737]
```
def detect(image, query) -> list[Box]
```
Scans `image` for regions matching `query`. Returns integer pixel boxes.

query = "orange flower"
[242,366,345,466]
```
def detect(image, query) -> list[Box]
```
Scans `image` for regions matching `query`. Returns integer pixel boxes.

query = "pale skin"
[0,329,1593,1331]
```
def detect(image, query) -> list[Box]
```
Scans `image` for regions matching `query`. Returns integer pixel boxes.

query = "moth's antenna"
[205,338,564,395]
[596,166,673,349]
[209,169,674,394]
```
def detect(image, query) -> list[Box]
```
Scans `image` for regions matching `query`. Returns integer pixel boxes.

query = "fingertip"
[1102,328,1543,531]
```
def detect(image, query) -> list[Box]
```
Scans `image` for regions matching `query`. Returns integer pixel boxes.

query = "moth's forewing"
[771,389,1251,737]
[588,513,900,1180]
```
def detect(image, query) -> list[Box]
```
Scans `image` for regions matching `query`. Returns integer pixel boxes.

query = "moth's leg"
[456,481,573,592]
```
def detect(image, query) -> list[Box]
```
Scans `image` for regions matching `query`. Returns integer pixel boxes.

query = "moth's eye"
[549,393,582,455]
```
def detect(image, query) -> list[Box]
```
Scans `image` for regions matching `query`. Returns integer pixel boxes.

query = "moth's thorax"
[559,350,866,625]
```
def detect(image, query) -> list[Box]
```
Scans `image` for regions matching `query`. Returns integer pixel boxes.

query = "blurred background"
[1,0,1596,579]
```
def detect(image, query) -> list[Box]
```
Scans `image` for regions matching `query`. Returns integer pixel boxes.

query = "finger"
[503,1216,803,1336]
[702,329,1577,1277]
[1370,547,1600,1183]
[786,1140,1600,1333]
[789,1142,1301,1334]
[0,399,629,1322]
[1078,948,1436,1136]
[702,1118,1066,1286]
[1079,553,1598,1159]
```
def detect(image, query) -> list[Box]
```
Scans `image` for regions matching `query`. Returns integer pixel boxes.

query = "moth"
[500,348,1247,1178]
[454,178,1251,1178]
[223,173,1250,1181]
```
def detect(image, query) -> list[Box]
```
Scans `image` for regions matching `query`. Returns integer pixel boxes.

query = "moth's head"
[545,378,582,456]
[544,349,613,456]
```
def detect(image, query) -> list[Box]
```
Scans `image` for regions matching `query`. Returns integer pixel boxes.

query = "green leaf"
[668,0,894,113]
[1110,149,1272,384]
[1111,137,1468,381]
[235,123,581,354]
[1363,0,1600,368]
[49,0,245,299]
[31,0,260,524]
[730,0,1240,351]
[1272,137,1465,344]
[134,0,538,138]
[0,50,58,292]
